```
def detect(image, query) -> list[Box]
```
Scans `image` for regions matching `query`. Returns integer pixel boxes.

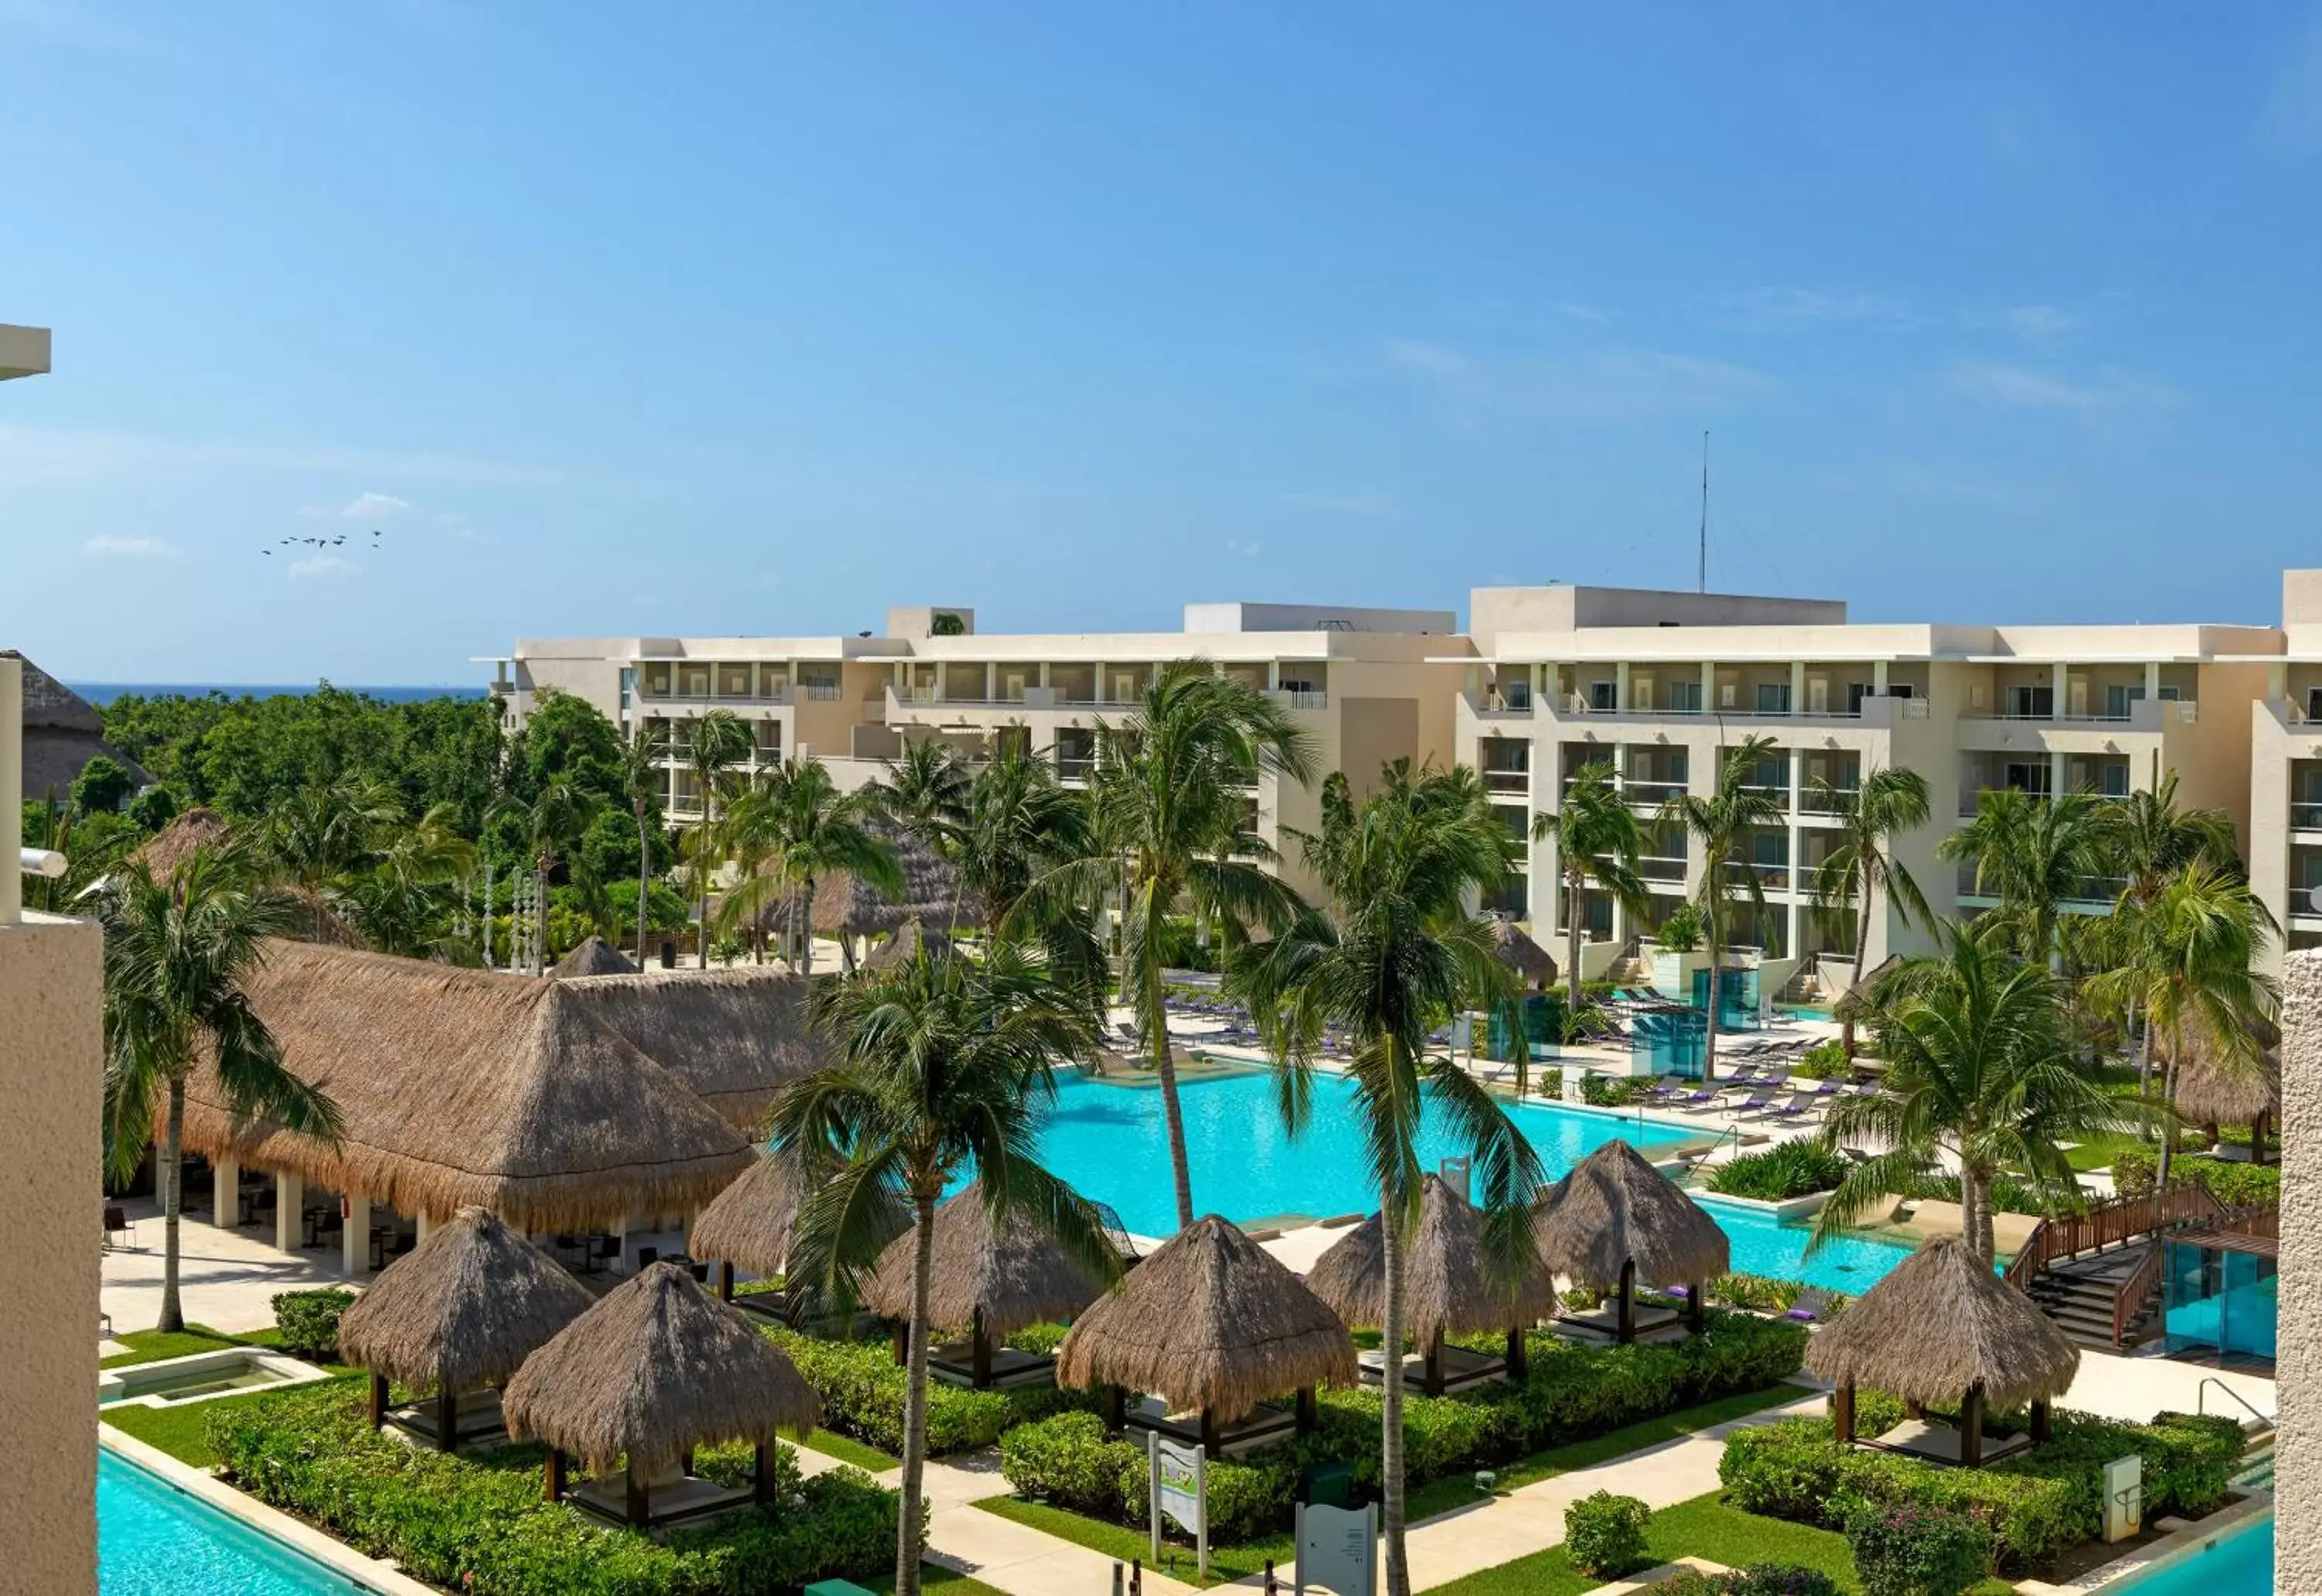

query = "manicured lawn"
[1402,1383,1806,1523]
[868,1566,1008,1595]
[1420,1492,1861,1595]
[101,1327,241,1368]
[976,1495,1294,1588]
[798,1428,902,1472]
[101,1373,370,1468]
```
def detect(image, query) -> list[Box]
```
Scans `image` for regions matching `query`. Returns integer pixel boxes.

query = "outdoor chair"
[1785,1288,1834,1324]
[1760,1094,1823,1123]
[1673,1087,1725,1112]
[1725,1088,1780,1117]
[102,1205,133,1251]
[587,1235,622,1273]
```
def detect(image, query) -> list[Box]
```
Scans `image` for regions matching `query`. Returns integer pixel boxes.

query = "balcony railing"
[640,685,796,706]
[1482,768,1530,795]
[2293,800,2322,832]
[1955,864,2127,904]
[1637,856,1687,882]
[1269,689,1329,711]
[1057,758,1094,782]
[1798,788,1860,816]
[1724,861,1791,889]
[1622,779,1686,806]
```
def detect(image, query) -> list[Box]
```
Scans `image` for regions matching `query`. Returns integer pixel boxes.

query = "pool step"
[2232,1437,2276,1493]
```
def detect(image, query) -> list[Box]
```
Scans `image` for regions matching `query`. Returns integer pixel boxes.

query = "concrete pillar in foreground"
[2276,949,2322,1588]
[344,1194,372,1275]
[275,1172,303,1253]
[212,1158,241,1229]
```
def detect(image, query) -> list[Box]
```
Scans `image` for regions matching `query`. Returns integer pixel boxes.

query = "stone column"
[275,1172,303,1253]
[2277,950,2322,1589]
[212,1158,241,1230]
[344,1194,372,1276]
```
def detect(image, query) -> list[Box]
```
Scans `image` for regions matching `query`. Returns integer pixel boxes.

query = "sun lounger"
[1760,1093,1824,1122]
[1726,1088,1780,1116]
[1785,1287,1834,1324]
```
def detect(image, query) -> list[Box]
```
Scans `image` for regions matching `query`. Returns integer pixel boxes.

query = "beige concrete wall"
[0,910,101,1596]
[2176,661,2271,859]
[2276,947,2322,1589]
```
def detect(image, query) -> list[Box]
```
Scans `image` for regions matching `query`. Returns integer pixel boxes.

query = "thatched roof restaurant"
[1488,918,1557,989]
[504,1262,821,1528]
[129,806,233,879]
[1057,1215,1355,1453]
[171,941,757,1234]
[557,963,822,1129]
[337,1206,596,1450]
[1807,1235,2080,1467]
[552,935,640,978]
[1533,1139,1731,1342]
[1306,1173,1557,1390]
[862,1182,1111,1388]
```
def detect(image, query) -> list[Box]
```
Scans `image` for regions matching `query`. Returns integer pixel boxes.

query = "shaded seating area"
[861,1181,1109,1389]
[1534,1139,1730,1344]
[337,1206,596,1451]
[1807,1235,2081,1468]
[1057,1214,1356,1456]
[505,1262,821,1530]
[1306,1173,1556,1394]
[690,1151,806,1322]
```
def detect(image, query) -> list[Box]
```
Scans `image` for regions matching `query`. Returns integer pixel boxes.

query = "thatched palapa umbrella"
[1487,918,1557,990]
[504,1262,821,1525]
[1306,1173,1557,1391]
[1831,954,1904,1026]
[865,917,957,973]
[1533,1139,1730,1342]
[1057,1215,1355,1450]
[689,1151,806,1306]
[336,1207,595,1450]
[130,806,233,879]
[2167,1015,2280,1165]
[861,1182,1108,1387]
[552,934,640,978]
[1806,1235,2079,1468]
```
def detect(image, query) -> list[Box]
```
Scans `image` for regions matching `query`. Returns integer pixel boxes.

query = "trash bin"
[1298,1461,1354,1509]
[660,939,676,969]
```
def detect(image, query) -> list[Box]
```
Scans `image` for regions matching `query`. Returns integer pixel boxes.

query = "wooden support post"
[1200,1407,1221,1454]
[625,1461,649,1525]
[718,1261,735,1301]
[1103,1383,1126,1431]
[1294,1386,1317,1434]
[1425,1328,1446,1396]
[1687,1279,1707,1334]
[1505,1324,1529,1382]
[892,1320,909,1367]
[1618,1259,1637,1344]
[1960,1384,1985,1469]
[2032,1398,2053,1445]
[368,1372,389,1429]
[544,1448,567,1502]
[754,1441,775,1506]
[1834,1382,1855,1447]
[437,1386,458,1452]
[972,1308,993,1389]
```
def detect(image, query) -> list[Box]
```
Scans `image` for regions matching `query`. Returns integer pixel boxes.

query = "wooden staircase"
[2022,1244,2164,1351]
[2005,1184,2276,1351]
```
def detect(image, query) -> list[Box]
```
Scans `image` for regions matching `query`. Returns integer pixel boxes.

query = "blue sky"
[5,3,2320,683]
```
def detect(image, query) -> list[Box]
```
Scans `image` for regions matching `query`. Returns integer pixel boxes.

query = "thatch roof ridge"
[557,962,824,1128]
[765,813,982,937]
[1831,954,1906,1023]
[1532,1139,1730,1287]
[861,1182,1105,1337]
[503,1262,820,1474]
[132,807,235,879]
[553,935,640,978]
[337,1207,596,1392]
[1057,1215,1355,1419]
[4,650,102,733]
[173,941,752,1231]
[688,1152,807,1277]
[1304,1174,1557,1344]
[1803,1235,2079,1409]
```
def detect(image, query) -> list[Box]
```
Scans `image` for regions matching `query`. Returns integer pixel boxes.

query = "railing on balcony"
[1481,768,1530,795]
[1057,758,1094,783]
[1954,863,2126,904]
[2292,800,2322,832]
[1269,689,1329,711]
[1622,779,1686,806]
[1637,856,1687,882]
[1724,860,1790,889]
[1798,787,1860,816]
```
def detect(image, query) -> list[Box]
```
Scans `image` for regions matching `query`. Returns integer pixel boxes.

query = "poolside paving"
[101,1197,365,1334]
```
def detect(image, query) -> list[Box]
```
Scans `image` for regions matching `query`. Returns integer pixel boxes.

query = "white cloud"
[83,535,179,560]
[1383,339,1780,419]
[1942,360,2184,412]
[287,554,353,581]
[1225,538,1262,559]
[303,491,414,521]
[1277,491,1395,519]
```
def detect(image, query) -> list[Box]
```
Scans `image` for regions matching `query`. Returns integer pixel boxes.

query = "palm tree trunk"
[2158,1056,2180,1188]
[635,802,652,967]
[1149,937,1196,1231]
[2133,998,2152,1131]
[800,875,816,978]
[159,1076,187,1333]
[1841,861,1873,1061]
[1701,908,1721,1083]
[895,1190,937,1596]
[699,794,716,969]
[1566,868,1584,1023]
[1379,1183,1412,1596]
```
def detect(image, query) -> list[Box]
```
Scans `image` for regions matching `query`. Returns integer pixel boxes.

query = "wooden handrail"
[2112,1242,2164,1346]
[2002,1180,2232,1292]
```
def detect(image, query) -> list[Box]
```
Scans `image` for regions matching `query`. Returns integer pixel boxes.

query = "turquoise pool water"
[2112,1512,2272,1594]
[1701,1199,1919,1293]
[100,1448,359,1594]
[1019,1070,1693,1237]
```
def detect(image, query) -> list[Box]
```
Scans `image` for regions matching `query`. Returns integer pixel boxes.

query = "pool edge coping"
[2012,1490,2272,1594]
[99,1423,437,1596]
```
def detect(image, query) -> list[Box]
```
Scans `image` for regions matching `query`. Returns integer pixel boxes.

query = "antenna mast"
[1697,430,1709,594]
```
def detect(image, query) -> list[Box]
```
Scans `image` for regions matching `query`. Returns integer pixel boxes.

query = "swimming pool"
[2107,1509,2272,1594]
[100,1448,364,1594]
[1015,1070,1909,1289]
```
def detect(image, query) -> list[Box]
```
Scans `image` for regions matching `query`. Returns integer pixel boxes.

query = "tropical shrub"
[1704,1143,1850,1201]
[1789,1039,1848,1080]
[1005,1322,1070,1357]
[764,1324,1095,1455]
[1846,1501,1992,1596]
[1659,1568,1844,1596]
[1563,1491,1649,1578]
[1656,903,1704,953]
[1581,1074,1651,1108]
[204,1382,899,1594]
[271,1288,358,1358]
[1707,1273,1849,1318]
[2113,1151,2279,1208]
[1899,1172,2054,1218]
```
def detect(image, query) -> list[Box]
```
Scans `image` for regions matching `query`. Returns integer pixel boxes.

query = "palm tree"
[1530,760,1649,1022]
[950,744,1108,1005]
[1940,786,2104,966]
[1017,659,1318,1230]
[336,802,476,957]
[685,709,755,968]
[2101,765,2241,909]
[97,848,342,1332]
[870,738,971,848]
[1659,736,1785,1081]
[1813,918,2141,1265]
[1231,762,1542,1596]
[524,777,601,972]
[619,724,670,966]
[772,945,1119,1596]
[263,776,402,939]
[2084,865,2276,1184]
[718,758,901,976]
[1806,766,1933,1059]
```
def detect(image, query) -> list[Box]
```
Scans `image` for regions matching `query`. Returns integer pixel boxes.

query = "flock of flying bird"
[262,527,385,557]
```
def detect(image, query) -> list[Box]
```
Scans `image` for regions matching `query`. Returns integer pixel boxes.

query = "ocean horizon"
[71,682,491,707]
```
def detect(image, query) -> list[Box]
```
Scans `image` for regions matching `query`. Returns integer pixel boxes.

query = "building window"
[1669,680,1702,714]
[1755,683,1792,714]
[618,668,635,711]
[1588,680,1618,711]
[2006,685,2054,718]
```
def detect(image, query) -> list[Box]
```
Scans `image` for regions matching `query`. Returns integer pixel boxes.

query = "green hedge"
[271,1288,357,1359]
[762,1323,1097,1456]
[204,1382,901,1595]
[1718,1405,2242,1571]
[1000,1310,1807,1545]
[1565,1491,1650,1578]
[2112,1150,2279,1208]
[1704,1144,1851,1201]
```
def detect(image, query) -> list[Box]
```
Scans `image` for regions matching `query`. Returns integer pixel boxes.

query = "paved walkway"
[102,1199,363,1335]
